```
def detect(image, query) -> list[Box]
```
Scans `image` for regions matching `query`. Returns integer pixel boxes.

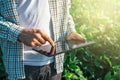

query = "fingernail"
[52,44,56,48]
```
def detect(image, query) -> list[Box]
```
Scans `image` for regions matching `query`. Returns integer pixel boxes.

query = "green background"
[63,0,120,80]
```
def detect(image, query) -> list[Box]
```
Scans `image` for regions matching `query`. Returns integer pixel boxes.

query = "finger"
[31,28,38,33]
[33,38,41,46]
[49,45,56,55]
[77,35,86,43]
[67,32,86,43]
[30,42,36,47]
[82,38,86,43]
[37,30,55,47]
[34,33,46,44]
[44,36,55,47]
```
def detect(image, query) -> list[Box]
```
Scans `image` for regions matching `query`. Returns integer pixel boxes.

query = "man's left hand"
[67,32,86,44]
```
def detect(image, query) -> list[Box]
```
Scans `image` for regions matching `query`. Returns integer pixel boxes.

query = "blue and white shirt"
[0,0,76,79]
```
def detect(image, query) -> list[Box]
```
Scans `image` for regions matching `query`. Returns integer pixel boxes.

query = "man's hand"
[18,29,55,47]
[67,32,86,44]
[18,29,55,55]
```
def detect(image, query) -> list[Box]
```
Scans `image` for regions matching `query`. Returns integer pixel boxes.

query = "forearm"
[0,15,24,43]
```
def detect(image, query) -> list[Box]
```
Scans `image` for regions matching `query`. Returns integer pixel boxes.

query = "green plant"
[63,0,120,80]
[63,50,87,80]
[77,48,118,80]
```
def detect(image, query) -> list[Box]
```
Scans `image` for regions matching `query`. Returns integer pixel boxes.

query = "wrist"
[17,33,22,42]
[17,30,24,42]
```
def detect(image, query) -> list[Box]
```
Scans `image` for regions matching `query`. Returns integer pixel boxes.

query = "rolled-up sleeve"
[0,15,24,43]
[67,0,76,36]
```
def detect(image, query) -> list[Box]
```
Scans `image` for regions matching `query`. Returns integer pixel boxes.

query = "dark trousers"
[0,77,6,80]
[23,63,62,80]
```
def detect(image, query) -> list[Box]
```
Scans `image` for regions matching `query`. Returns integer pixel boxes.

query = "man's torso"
[17,0,54,66]
[0,0,69,79]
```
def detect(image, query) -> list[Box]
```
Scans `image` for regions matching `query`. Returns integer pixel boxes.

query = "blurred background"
[63,0,120,80]
[1,0,120,80]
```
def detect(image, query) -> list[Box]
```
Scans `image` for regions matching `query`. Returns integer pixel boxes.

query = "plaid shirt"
[0,0,76,79]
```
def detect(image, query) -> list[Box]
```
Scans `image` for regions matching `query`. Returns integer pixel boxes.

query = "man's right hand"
[18,29,55,48]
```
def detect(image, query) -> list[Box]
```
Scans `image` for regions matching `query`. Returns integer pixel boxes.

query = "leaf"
[113,65,120,71]
[94,57,103,69]
[104,72,114,80]
[103,55,112,67]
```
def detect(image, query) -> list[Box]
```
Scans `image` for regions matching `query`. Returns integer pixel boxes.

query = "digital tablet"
[32,41,95,57]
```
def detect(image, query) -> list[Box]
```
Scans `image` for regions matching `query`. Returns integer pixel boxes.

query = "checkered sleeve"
[67,0,76,36]
[0,15,24,43]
